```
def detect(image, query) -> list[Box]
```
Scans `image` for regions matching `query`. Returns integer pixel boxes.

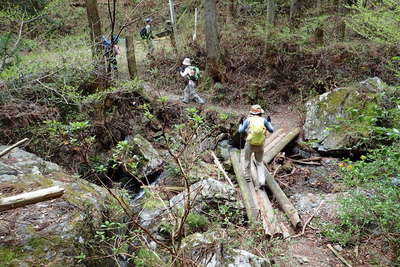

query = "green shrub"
[186,212,209,233]
[323,144,400,263]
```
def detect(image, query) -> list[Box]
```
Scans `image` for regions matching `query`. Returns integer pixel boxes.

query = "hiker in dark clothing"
[102,35,120,75]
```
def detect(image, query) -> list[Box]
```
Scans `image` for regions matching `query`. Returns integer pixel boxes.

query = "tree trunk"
[267,0,276,25]
[337,0,347,40]
[125,29,138,80]
[168,0,179,55]
[289,0,299,21]
[85,0,103,66]
[204,0,223,82]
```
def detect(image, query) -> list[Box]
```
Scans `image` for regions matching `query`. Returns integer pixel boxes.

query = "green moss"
[186,212,209,233]
[134,248,164,267]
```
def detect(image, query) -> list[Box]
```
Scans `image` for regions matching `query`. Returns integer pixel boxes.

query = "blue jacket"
[239,117,274,134]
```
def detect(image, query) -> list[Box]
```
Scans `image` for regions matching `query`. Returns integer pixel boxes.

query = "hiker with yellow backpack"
[239,104,274,190]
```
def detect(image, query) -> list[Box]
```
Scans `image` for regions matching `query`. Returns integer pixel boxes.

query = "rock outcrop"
[0,146,113,266]
[303,77,386,152]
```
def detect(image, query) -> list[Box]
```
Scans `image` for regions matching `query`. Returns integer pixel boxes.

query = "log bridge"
[230,128,301,237]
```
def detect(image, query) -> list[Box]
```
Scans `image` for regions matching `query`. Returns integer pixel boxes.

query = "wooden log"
[327,244,353,267]
[250,160,282,237]
[0,186,64,212]
[264,131,286,154]
[263,128,300,164]
[229,148,258,223]
[264,128,284,148]
[0,138,29,158]
[264,166,301,229]
[210,151,235,187]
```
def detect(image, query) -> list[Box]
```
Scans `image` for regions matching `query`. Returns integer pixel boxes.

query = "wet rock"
[303,77,386,153]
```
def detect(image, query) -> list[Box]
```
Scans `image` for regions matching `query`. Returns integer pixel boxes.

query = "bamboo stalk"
[0,138,29,158]
[229,148,258,223]
[263,128,300,164]
[0,186,64,211]
[264,166,301,228]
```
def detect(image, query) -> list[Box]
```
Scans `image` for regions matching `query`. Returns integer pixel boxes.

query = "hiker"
[102,35,120,75]
[238,104,274,190]
[142,18,154,56]
[179,58,204,104]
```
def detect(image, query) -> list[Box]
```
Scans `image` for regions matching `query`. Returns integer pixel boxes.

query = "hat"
[249,104,264,115]
[182,58,191,66]
[145,18,153,23]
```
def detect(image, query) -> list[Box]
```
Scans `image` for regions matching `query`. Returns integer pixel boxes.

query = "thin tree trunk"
[267,0,276,25]
[337,0,347,40]
[229,0,237,19]
[290,0,299,21]
[85,0,103,66]
[125,29,138,80]
[168,0,179,55]
[204,0,223,82]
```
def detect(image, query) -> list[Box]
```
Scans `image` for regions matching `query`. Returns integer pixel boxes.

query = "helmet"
[249,104,264,115]
[182,58,191,66]
[145,18,153,23]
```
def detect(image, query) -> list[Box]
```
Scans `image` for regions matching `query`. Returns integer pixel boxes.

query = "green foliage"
[332,85,400,149]
[347,0,400,45]
[323,144,400,262]
[186,212,209,233]
[134,248,164,267]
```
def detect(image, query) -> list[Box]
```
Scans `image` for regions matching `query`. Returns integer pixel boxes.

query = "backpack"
[188,66,201,81]
[139,27,149,39]
[246,116,266,145]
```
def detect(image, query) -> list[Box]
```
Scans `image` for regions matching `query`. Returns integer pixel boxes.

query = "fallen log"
[229,148,258,223]
[264,166,301,229]
[327,244,353,267]
[250,160,282,237]
[263,128,301,164]
[0,138,29,158]
[0,186,64,212]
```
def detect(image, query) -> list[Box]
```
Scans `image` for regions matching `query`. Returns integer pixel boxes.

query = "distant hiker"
[238,105,274,190]
[140,18,154,57]
[179,58,204,104]
[102,35,120,75]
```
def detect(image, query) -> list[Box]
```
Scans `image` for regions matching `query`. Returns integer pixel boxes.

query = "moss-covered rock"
[0,146,115,266]
[303,77,387,152]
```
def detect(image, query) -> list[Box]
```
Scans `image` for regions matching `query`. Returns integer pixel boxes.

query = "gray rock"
[303,77,386,152]
[0,146,115,265]
[181,232,271,267]
[132,134,163,176]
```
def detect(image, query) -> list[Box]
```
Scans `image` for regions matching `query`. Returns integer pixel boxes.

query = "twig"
[210,151,235,188]
[327,244,353,267]
[288,158,321,165]
[290,200,324,238]
[0,138,29,158]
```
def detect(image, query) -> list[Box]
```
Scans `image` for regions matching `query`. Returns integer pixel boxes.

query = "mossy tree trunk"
[337,0,347,40]
[204,0,223,82]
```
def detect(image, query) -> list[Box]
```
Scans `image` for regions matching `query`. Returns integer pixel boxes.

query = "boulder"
[0,146,114,266]
[303,77,386,152]
[139,178,240,229]
[181,232,271,267]
[131,134,163,176]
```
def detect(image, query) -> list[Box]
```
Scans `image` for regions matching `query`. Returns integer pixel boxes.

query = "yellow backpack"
[246,116,266,145]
